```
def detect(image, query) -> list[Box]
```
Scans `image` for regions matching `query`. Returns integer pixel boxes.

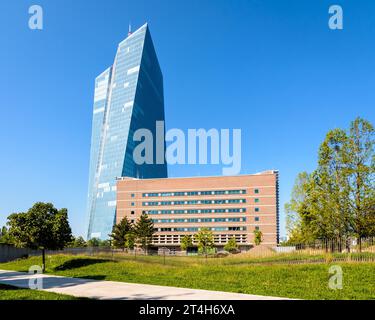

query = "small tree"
[74,236,87,247]
[125,232,136,250]
[224,236,238,253]
[99,239,111,247]
[7,202,72,272]
[134,214,155,254]
[254,230,263,246]
[67,236,87,248]
[87,237,100,247]
[194,228,214,258]
[180,235,193,251]
[0,226,12,244]
[109,217,133,250]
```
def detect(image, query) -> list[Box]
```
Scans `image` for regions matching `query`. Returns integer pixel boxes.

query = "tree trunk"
[42,248,46,273]
[358,237,362,253]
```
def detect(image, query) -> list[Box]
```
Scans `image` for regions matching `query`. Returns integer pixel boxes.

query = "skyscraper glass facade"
[86,23,167,239]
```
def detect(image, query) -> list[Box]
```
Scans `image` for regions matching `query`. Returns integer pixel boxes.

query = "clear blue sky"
[1,0,374,238]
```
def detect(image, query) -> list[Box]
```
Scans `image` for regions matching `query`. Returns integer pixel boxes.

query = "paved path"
[0,269,289,300]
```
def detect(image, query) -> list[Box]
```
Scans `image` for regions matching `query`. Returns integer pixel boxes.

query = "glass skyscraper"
[86,23,167,239]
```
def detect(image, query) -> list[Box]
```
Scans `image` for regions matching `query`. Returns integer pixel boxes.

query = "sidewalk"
[0,269,289,300]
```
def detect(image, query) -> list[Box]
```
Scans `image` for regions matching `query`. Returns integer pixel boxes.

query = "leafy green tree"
[7,202,72,272]
[134,214,155,253]
[109,217,134,250]
[253,230,263,246]
[125,232,136,250]
[286,117,375,251]
[67,236,87,248]
[99,239,111,247]
[74,236,87,247]
[0,226,12,244]
[224,236,238,253]
[285,172,313,243]
[87,237,100,247]
[180,235,193,251]
[315,128,351,245]
[194,228,214,257]
[345,118,375,249]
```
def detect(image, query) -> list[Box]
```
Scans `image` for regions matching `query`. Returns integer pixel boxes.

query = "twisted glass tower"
[86,23,167,239]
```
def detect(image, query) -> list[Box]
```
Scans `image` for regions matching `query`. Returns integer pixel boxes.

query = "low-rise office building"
[116,170,279,250]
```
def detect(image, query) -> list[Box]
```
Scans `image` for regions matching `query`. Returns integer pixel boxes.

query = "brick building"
[116,170,279,251]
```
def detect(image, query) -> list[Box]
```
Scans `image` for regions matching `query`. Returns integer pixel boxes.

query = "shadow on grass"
[0,283,23,290]
[53,258,114,271]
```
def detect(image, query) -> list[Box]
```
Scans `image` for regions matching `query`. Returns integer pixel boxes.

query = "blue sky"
[0,0,374,238]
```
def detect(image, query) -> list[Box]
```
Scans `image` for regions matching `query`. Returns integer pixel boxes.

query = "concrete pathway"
[0,269,289,300]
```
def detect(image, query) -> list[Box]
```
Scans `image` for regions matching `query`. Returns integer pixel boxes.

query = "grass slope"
[0,254,374,300]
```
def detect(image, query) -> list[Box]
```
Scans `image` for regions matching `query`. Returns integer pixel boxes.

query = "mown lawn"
[0,283,78,300]
[0,254,374,300]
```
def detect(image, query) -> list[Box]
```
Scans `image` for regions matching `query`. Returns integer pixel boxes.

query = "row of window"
[153,234,247,239]
[156,226,247,232]
[137,208,261,215]
[142,199,248,206]
[152,217,246,224]
[152,234,248,244]
[142,208,246,214]
[142,189,251,197]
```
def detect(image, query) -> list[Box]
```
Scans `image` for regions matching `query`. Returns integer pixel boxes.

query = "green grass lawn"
[0,254,374,300]
[0,283,78,300]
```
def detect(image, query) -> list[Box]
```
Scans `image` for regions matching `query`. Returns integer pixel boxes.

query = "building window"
[255,217,259,222]
[131,220,134,223]
[254,189,259,194]
[255,207,259,212]
[131,202,135,206]
[131,193,135,197]
[131,211,135,215]
[254,198,259,203]
[255,226,260,231]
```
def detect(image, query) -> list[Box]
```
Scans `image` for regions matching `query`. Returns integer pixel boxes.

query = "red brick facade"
[116,170,279,249]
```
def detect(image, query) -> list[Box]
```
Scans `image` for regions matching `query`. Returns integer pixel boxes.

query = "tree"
[315,128,352,246]
[7,202,72,272]
[87,237,100,247]
[224,236,238,253]
[253,230,263,246]
[285,117,375,251]
[0,226,12,244]
[284,172,314,243]
[125,232,136,250]
[194,228,214,257]
[346,118,375,250]
[109,217,134,250]
[180,235,193,251]
[134,214,155,253]
[74,236,87,247]
[67,236,86,248]
[99,239,111,247]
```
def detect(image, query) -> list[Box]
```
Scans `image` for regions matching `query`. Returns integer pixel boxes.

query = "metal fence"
[287,237,375,253]
[0,244,39,263]
[2,237,374,265]
[40,238,375,263]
